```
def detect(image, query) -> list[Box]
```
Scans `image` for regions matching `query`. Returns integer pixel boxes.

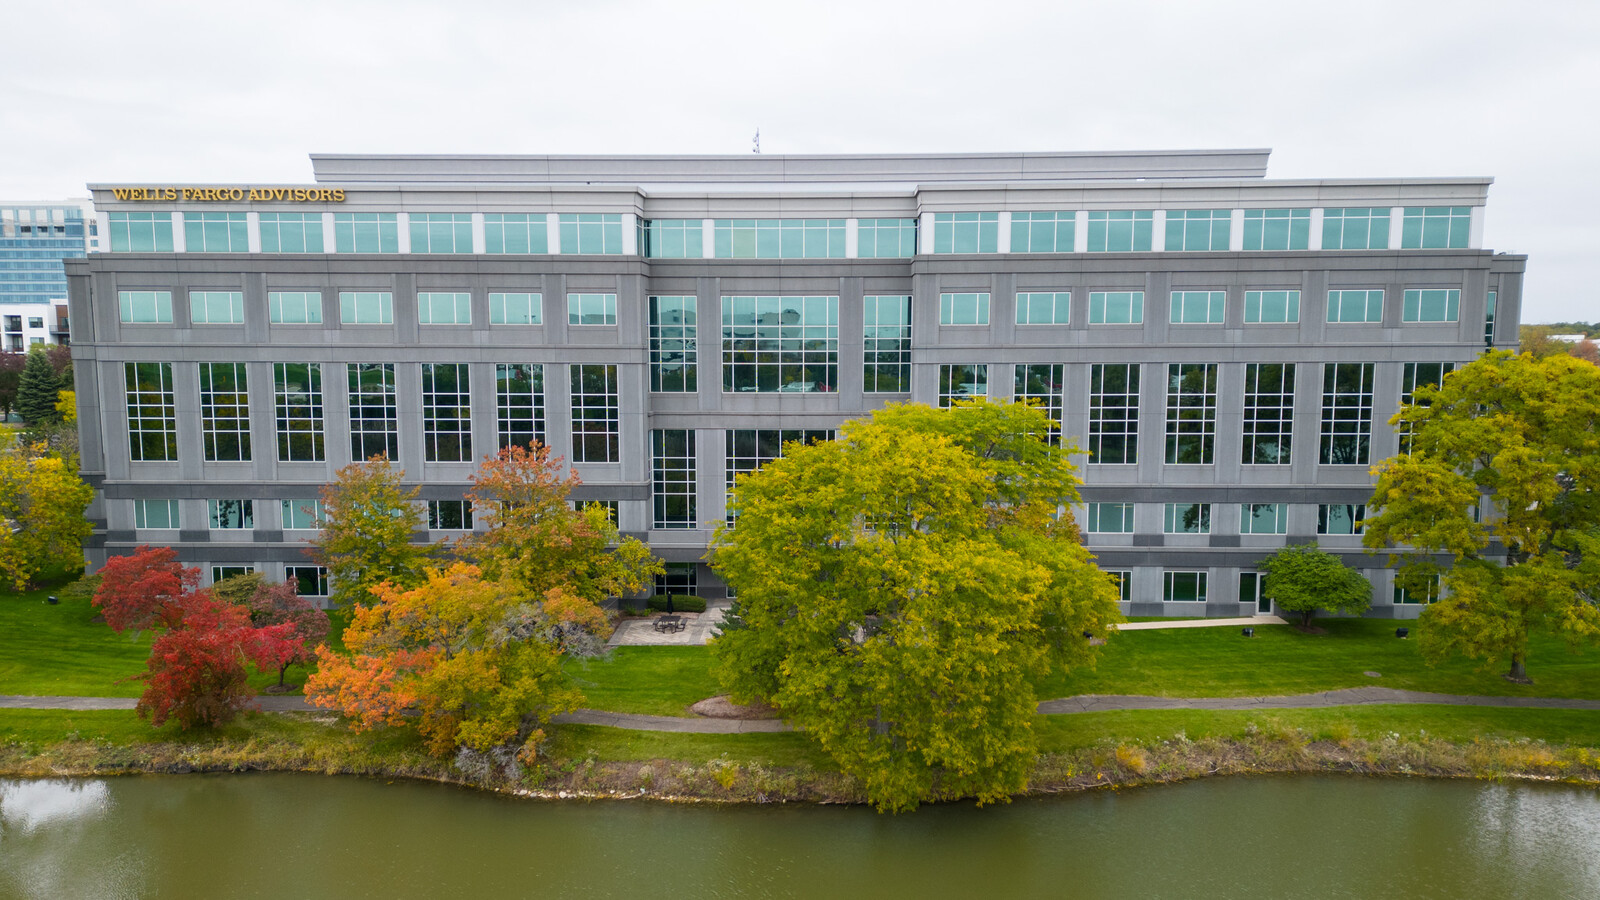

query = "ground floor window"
[1394,574,1440,604]
[1107,570,1131,604]
[655,562,697,597]
[287,565,329,598]
[1164,571,1207,603]
[1239,571,1268,613]
[211,565,254,584]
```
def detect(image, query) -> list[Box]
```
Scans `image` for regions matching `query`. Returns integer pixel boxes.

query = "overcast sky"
[4,0,1595,322]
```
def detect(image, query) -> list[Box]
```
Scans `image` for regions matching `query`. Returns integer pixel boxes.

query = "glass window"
[348,363,398,461]
[930,213,999,254]
[1086,211,1153,252]
[274,362,325,462]
[721,296,839,393]
[1010,211,1075,253]
[1164,503,1211,534]
[1088,291,1144,325]
[133,498,180,529]
[1164,572,1208,603]
[26,318,42,329]
[643,219,704,258]
[558,214,624,254]
[189,291,244,325]
[496,363,544,451]
[1321,208,1391,251]
[287,565,329,597]
[1089,364,1140,465]
[1318,504,1366,535]
[1109,570,1132,604]
[281,500,323,530]
[1320,363,1375,465]
[332,213,399,253]
[184,212,249,252]
[418,292,472,325]
[212,566,254,583]
[1014,364,1064,443]
[1484,291,1497,348]
[1242,363,1295,465]
[199,362,250,462]
[427,500,474,530]
[484,214,549,254]
[339,292,393,325]
[409,213,473,254]
[649,296,697,392]
[1398,362,1455,454]
[119,291,173,324]
[489,292,541,325]
[108,212,174,252]
[654,562,697,597]
[712,219,845,259]
[725,430,833,525]
[1165,209,1230,251]
[208,499,254,530]
[1402,289,1460,323]
[1241,209,1310,251]
[857,218,917,258]
[571,364,619,463]
[269,292,323,324]
[1326,290,1383,324]
[259,213,324,253]
[421,363,472,463]
[938,364,988,408]
[1016,292,1071,325]
[1165,363,1218,464]
[940,292,990,326]
[1394,573,1440,604]
[1086,502,1134,533]
[1240,571,1269,613]
[863,295,912,393]
[1401,207,1470,249]
[1240,503,1288,535]
[652,429,697,529]
[1169,291,1225,324]
[125,362,177,461]
[568,293,617,325]
[1244,290,1300,324]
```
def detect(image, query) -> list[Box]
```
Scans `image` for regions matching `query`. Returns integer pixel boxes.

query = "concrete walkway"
[1116,615,1288,631]
[7,688,1598,734]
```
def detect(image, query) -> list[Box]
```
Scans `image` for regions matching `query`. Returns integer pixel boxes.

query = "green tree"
[711,400,1123,812]
[0,437,94,588]
[1258,543,1372,628]
[1364,351,1600,682]
[311,456,429,608]
[461,444,661,638]
[16,348,62,427]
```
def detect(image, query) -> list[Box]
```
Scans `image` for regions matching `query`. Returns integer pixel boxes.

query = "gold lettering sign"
[107,187,347,202]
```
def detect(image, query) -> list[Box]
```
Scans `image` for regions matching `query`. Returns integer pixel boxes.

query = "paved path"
[7,688,1598,734]
[1116,615,1288,631]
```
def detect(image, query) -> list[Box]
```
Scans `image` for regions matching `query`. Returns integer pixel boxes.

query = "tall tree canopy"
[0,438,93,588]
[460,444,661,624]
[1258,543,1372,628]
[1364,351,1600,681]
[15,348,62,427]
[711,401,1123,812]
[312,456,428,607]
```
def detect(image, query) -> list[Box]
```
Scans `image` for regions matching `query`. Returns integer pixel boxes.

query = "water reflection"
[0,779,111,833]
[0,775,1595,899]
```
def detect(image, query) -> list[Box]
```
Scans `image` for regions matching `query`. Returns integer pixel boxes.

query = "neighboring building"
[0,300,69,350]
[67,150,1523,615]
[1,201,93,349]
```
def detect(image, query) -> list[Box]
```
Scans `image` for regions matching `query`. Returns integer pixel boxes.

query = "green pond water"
[1,774,1597,898]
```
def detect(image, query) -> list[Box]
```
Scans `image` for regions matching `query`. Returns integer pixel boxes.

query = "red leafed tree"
[137,592,299,729]
[93,545,199,633]
[245,580,331,688]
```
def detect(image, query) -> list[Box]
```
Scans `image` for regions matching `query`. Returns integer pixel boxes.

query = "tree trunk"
[278,663,289,688]
[1301,609,1315,628]
[1506,655,1531,684]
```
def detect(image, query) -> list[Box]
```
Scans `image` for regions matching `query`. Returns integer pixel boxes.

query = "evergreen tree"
[16,349,61,427]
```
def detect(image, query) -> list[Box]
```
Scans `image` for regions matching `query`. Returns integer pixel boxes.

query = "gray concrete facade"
[70,150,1523,616]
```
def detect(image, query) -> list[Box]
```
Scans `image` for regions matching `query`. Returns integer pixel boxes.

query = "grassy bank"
[3,707,1596,806]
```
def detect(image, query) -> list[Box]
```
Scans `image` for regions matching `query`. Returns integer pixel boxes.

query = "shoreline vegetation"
[2,706,1597,807]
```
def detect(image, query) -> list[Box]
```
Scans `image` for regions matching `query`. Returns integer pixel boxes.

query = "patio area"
[608,600,733,647]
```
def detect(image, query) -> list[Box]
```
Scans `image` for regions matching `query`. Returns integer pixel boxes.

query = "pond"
[2,774,1597,898]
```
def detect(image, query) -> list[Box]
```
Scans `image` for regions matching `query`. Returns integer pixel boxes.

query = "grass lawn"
[0,586,336,698]
[1035,618,1600,701]
[564,647,717,716]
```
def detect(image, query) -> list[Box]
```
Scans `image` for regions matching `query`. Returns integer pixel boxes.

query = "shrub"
[646,594,706,613]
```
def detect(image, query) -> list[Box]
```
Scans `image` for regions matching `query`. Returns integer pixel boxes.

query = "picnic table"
[653,615,686,633]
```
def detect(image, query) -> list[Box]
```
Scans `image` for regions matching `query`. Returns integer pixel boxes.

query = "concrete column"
[1308,208,1324,250]
[844,219,859,259]
[1149,210,1166,252]
[321,213,337,253]
[621,214,638,256]
[1469,206,1486,249]
[170,212,186,252]
[996,211,1012,253]
[1387,207,1405,250]
[471,213,487,254]
[1229,209,1245,251]
[246,212,262,253]
[701,219,715,259]
[547,213,562,254]
[396,213,411,254]
[1073,210,1089,253]
[918,212,934,254]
